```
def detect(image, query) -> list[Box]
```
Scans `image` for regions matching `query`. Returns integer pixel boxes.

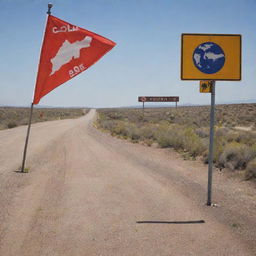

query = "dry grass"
[96,104,256,180]
[0,107,89,130]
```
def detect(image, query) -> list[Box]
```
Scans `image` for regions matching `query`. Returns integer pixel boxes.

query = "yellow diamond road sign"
[181,34,241,81]
[200,80,212,93]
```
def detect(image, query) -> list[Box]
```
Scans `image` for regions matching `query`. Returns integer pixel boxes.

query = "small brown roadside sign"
[138,96,179,102]
[200,80,213,93]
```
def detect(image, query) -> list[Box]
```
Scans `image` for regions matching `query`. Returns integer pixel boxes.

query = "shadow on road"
[136,220,205,224]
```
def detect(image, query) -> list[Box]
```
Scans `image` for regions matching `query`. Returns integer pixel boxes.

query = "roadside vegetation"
[96,104,256,180]
[0,107,89,130]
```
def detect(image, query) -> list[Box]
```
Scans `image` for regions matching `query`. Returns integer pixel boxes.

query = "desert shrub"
[218,143,256,170]
[215,127,230,137]
[98,104,256,132]
[0,107,86,130]
[214,136,225,163]
[183,128,206,157]
[126,124,141,141]
[155,131,170,148]
[154,125,205,157]
[96,105,256,172]
[112,122,127,136]
[156,129,183,149]
[140,125,157,139]
[158,120,170,126]
[204,134,225,164]
[7,121,17,128]
[225,131,239,143]
[244,159,256,180]
[235,132,256,146]
[100,120,117,131]
[195,127,209,138]
[107,112,124,120]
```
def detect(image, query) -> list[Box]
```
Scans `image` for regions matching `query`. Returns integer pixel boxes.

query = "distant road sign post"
[138,96,179,102]
[140,97,147,112]
[181,33,242,206]
[138,96,179,109]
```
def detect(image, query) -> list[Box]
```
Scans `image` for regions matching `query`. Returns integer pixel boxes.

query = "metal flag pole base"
[207,81,215,206]
[21,103,34,173]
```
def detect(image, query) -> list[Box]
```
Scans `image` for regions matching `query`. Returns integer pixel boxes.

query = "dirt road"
[0,109,255,256]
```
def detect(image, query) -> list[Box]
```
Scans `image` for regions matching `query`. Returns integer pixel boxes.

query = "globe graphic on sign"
[193,42,225,74]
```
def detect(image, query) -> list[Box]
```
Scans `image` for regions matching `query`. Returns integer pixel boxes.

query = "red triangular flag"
[33,15,116,104]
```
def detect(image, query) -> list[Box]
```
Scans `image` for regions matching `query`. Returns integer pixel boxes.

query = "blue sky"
[0,0,256,107]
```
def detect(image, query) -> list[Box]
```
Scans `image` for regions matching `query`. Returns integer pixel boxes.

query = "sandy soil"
[0,109,255,256]
[234,126,255,132]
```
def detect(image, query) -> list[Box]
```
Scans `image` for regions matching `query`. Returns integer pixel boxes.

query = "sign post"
[138,96,179,118]
[207,81,215,205]
[138,96,179,105]
[181,33,241,206]
[139,97,147,118]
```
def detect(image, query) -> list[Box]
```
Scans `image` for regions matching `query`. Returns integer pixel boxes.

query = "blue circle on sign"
[193,42,225,74]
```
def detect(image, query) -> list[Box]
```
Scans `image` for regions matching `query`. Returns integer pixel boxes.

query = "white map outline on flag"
[50,36,92,76]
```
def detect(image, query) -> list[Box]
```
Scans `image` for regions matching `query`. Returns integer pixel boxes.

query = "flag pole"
[20,3,53,173]
[47,3,53,15]
[21,103,34,172]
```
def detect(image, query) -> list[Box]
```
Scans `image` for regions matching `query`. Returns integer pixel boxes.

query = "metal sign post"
[138,96,179,104]
[207,81,215,205]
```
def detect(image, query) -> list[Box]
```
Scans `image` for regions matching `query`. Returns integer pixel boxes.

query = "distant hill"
[1,99,255,109]
[112,99,256,109]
